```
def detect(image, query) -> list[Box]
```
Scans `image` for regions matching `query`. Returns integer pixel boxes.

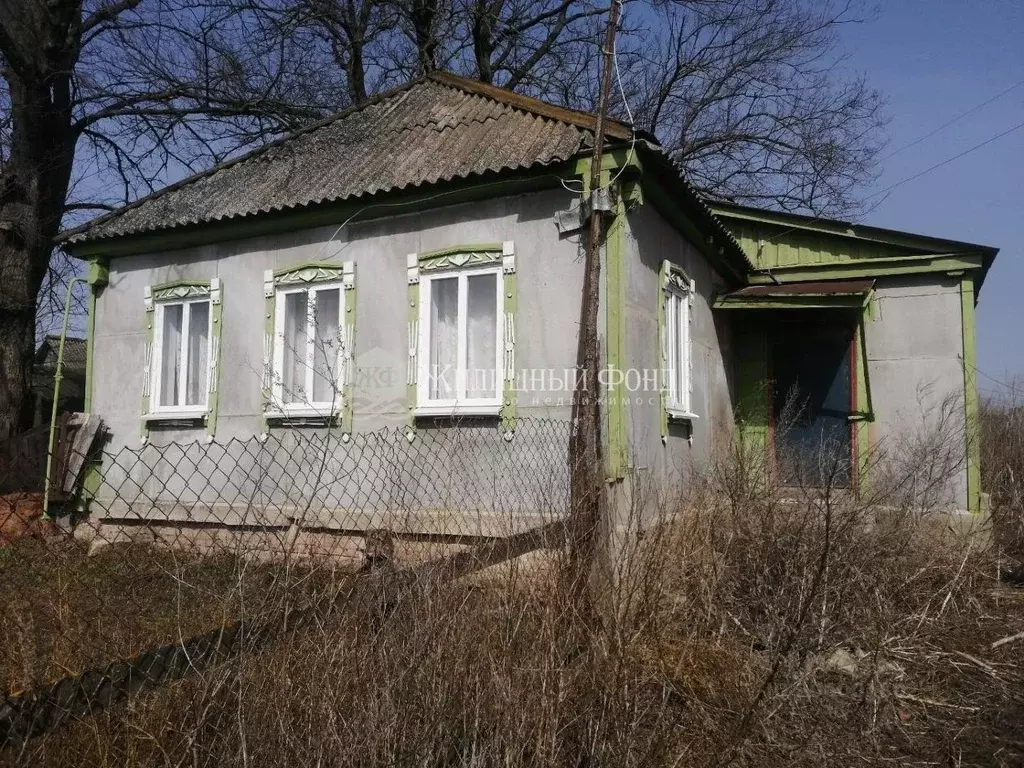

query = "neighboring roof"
[34,336,87,374]
[64,72,639,246]
[33,336,87,403]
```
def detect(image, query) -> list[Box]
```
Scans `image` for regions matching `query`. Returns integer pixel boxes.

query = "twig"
[991,630,1024,650]
[895,693,979,712]
[953,651,999,677]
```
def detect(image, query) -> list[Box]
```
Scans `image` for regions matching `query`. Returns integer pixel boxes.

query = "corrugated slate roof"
[65,72,635,244]
[35,336,87,372]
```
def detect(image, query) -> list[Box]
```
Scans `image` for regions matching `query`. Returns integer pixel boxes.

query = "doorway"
[770,319,854,487]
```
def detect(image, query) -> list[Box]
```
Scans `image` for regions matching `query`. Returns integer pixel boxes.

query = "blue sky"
[840,1,1023,392]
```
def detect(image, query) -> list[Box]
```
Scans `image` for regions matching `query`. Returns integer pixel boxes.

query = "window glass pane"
[675,294,688,409]
[666,296,677,407]
[312,288,340,404]
[159,304,183,407]
[282,291,307,404]
[429,277,458,400]
[466,273,497,399]
[185,301,209,406]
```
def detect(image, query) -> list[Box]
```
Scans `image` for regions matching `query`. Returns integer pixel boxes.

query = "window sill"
[143,410,208,423]
[265,408,339,424]
[667,410,699,422]
[415,405,502,418]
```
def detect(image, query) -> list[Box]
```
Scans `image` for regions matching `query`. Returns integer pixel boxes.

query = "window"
[272,282,345,413]
[418,265,503,414]
[152,297,212,413]
[662,262,695,420]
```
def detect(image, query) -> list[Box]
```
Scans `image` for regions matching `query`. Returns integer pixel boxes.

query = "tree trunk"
[347,38,368,103]
[0,3,81,437]
[0,305,36,437]
[408,0,439,73]
[470,0,495,84]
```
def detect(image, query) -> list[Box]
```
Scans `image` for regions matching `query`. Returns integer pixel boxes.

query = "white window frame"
[150,296,213,417]
[664,276,697,420]
[417,264,504,416]
[271,280,346,416]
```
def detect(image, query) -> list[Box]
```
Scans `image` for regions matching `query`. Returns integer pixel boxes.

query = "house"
[61,72,997,545]
[32,335,87,426]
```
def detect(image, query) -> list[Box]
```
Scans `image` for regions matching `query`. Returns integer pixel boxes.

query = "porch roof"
[714,279,874,309]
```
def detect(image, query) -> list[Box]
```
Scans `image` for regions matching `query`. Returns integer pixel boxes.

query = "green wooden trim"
[151,278,212,291]
[852,311,874,497]
[67,166,573,260]
[261,261,352,433]
[501,242,518,436]
[141,276,219,438]
[657,260,669,439]
[406,265,419,438]
[960,275,981,513]
[140,294,155,437]
[733,321,770,454]
[340,265,356,435]
[262,272,275,434]
[86,260,109,286]
[605,167,627,480]
[273,261,347,282]
[711,202,998,259]
[419,243,503,261]
[206,278,223,438]
[404,244,517,437]
[84,258,108,413]
[744,253,984,284]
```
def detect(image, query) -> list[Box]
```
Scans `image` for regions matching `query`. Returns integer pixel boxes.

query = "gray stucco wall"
[89,187,733,532]
[623,202,734,498]
[91,189,594,531]
[94,189,589,445]
[864,274,968,509]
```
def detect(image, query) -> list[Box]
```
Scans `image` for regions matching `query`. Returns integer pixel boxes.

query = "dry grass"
[981,383,1024,575]
[0,537,347,695]
[3,416,1024,767]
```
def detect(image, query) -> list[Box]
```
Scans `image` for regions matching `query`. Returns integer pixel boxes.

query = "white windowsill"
[265,407,339,421]
[667,409,699,422]
[415,405,503,418]
[143,410,208,423]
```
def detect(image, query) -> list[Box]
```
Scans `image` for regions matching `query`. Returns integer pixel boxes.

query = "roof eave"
[709,199,999,294]
[632,144,754,284]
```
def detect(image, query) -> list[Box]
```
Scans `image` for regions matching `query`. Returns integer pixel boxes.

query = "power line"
[766,117,1024,245]
[865,119,1024,201]
[879,77,1024,162]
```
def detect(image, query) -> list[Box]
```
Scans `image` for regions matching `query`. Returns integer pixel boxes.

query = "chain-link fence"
[0,418,574,751]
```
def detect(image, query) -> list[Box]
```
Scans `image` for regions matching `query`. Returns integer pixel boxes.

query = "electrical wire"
[598,0,637,192]
[879,77,1024,162]
[762,118,1024,247]
[863,119,1024,202]
[319,171,579,261]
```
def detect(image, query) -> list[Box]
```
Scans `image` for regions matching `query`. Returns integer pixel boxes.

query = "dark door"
[771,320,853,487]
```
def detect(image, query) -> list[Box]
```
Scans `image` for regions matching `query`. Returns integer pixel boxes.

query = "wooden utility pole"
[568,0,621,594]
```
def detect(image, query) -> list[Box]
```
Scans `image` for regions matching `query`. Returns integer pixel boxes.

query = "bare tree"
[285,0,397,105]
[0,0,888,434]
[619,0,886,215]
[0,0,318,436]
[461,0,605,91]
